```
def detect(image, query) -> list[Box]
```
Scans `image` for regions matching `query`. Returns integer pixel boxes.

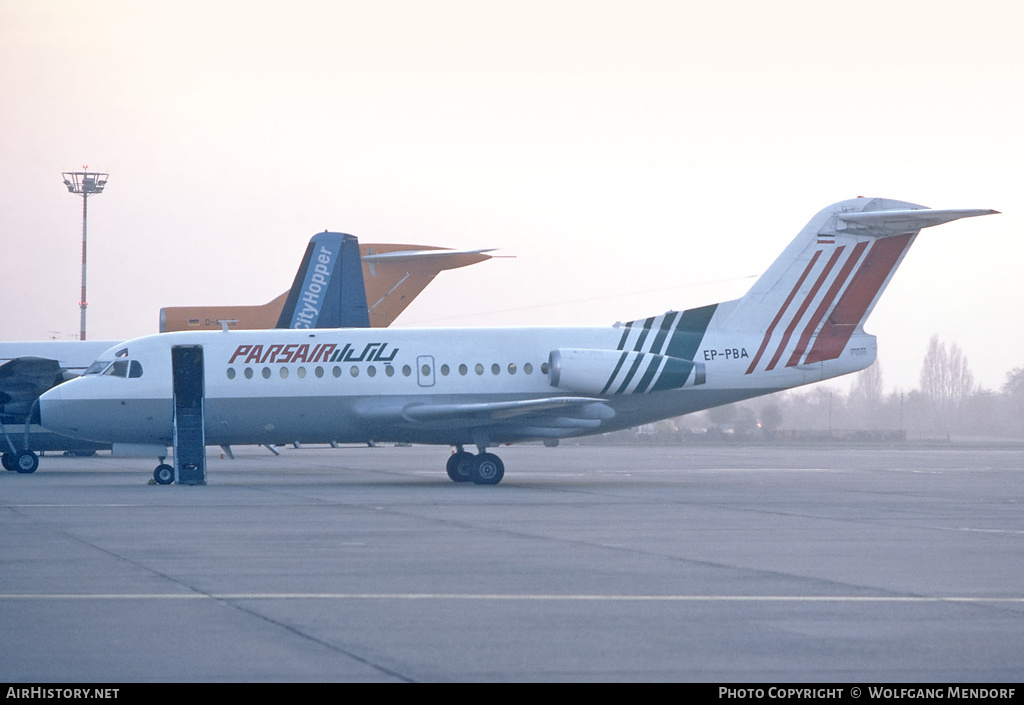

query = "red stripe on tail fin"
[745,251,822,375]
[785,241,869,368]
[803,233,915,365]
[765,247,845,372]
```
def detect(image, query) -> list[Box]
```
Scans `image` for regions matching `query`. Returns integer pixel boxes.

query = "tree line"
[677,336,1024,441]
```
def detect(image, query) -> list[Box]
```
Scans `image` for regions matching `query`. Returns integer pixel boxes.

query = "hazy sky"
[2,0,1021,392]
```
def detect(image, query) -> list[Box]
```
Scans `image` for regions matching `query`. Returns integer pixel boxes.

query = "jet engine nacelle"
[548,348,705,396]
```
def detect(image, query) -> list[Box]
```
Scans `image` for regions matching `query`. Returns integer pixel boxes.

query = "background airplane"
[0,341,117,467]
[36,198,998,486]
[159,243,495,331]
[2,233,494,472]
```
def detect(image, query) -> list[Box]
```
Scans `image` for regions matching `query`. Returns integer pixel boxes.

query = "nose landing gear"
[1,413,39,473]
[153,463,175,485]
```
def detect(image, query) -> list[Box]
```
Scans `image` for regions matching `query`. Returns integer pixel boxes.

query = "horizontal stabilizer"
[837,208,999,237]
[361,248,496,265]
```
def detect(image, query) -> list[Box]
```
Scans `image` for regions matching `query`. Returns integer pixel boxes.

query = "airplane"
[37,198,998,486]
[0,340,119,470]
[2,232,495,472]
[159,242,495,331]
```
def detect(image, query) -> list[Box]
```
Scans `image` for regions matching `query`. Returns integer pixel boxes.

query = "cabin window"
[402,365,412,377]
[507,363,517,375]
[227,368,236,380]
[367,365,376,377]
[491,363,500,375]
[459,364,468,376]
[350,366,359,377]
[385,365,395,377]
[244,367,254,379]
[297,366,307,378]
[332,366,341,378]
[524,363,533,374]
[262,367,271,379]
[314,366,324,378]
[475,363,484,375]
[440,364,450,376]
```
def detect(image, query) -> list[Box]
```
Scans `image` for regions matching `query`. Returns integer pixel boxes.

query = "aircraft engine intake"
[548,348,705,396]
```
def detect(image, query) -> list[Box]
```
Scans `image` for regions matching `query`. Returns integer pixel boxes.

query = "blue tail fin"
[276,232,371,329]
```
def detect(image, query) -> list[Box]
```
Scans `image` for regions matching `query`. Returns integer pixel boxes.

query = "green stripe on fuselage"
[664,304,717,362]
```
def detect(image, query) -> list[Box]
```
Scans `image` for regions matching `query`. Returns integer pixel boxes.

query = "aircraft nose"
[38,385,76,437]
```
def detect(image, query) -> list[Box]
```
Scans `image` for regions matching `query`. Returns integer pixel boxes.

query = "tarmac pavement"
[2,443,1022,682]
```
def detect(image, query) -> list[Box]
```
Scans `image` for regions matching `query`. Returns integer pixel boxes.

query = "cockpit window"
[84,358,144,378]
[104,360,129,377]
[84,360,112,375]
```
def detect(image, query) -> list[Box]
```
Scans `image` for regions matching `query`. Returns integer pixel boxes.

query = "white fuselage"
[38,322,874,449]
[27,198,998,485]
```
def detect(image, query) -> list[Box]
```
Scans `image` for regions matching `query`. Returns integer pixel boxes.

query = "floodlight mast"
[62,168,108,341]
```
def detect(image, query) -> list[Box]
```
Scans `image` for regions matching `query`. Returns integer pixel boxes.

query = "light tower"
[62,168,108,341]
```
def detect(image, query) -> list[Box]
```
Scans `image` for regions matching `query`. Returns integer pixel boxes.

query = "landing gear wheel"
[14,450,39,474]
[2,453,15,471]
[471,452,504,485]
[446,451,475,483]
[154,464,174,485]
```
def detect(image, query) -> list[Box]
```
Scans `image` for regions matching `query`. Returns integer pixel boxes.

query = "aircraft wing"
[357,395,615,439]
[400,396,611,421]
[0,357,64,420]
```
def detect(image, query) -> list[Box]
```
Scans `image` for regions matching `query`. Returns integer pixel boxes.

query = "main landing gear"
[446,447,504,485]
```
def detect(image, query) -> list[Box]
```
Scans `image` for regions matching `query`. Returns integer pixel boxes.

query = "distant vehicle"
[38,198,997,485]
[2,233,494,472]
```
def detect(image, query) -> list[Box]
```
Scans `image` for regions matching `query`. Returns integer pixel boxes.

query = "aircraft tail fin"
[276,232,370,329]
[727,198,997,374]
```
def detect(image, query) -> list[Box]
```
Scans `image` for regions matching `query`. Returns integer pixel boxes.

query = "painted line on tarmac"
[1,593,1023,603]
